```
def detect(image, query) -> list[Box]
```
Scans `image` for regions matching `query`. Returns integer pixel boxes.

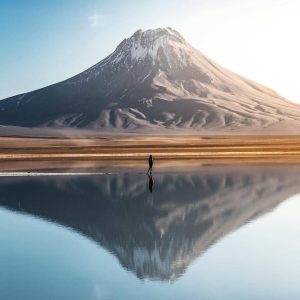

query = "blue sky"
[1,0,300,103]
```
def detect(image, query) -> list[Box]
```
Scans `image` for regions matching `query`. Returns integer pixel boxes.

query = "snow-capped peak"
[130,28,187,63]
[131,27,185,43]
[108,27,192,68]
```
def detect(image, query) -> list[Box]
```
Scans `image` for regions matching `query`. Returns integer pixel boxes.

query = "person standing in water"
[148,154,153,175]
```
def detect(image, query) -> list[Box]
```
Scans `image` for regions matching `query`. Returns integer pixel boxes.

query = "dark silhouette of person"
[148,173,154,193]
[148,155,154,175]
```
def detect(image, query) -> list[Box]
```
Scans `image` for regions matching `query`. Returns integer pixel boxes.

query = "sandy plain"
[1,135,300,172]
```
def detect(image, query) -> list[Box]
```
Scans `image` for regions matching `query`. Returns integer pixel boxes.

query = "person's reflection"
[148,173,154,193]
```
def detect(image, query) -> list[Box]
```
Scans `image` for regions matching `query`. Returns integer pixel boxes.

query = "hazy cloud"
[88,12,104,28]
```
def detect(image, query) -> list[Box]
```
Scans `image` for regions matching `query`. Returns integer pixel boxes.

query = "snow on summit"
[101,27,192,70]
[128,27,189,65]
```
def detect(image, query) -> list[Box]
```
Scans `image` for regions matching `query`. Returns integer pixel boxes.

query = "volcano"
[1,27,300,133]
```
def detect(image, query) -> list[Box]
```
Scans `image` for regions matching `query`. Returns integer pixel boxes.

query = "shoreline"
[1,159,300,173]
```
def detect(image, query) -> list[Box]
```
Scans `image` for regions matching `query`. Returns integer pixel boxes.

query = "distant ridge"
[1,27,300,133]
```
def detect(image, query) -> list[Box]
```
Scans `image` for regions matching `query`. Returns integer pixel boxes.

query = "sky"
[1,0,300,103]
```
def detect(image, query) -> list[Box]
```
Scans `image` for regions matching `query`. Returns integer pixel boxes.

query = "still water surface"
[1,165,300,299]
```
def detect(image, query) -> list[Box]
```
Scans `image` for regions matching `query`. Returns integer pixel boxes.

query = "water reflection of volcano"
[0,165,300,281]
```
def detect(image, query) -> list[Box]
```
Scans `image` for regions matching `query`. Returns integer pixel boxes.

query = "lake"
[1,164,300,299]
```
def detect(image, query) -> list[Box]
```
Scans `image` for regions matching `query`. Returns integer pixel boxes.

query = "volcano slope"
[1,28,300,134]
